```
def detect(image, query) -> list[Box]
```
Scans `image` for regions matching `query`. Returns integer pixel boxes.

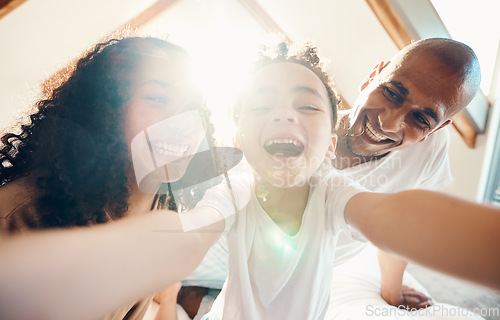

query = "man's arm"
[0,208,224,320]
[345,190,500,290]
[378,249,408,305]
[378,249,433,308]
[377,128,451,308]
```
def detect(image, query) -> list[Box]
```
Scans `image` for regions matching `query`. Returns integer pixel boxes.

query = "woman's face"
[122,48,207,191]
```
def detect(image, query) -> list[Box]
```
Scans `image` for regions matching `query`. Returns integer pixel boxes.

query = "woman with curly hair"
[0,35,235,320]
[0,35,211,230]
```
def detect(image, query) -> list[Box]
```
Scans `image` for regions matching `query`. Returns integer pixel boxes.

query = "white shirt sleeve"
[417,127,453,190]
[194,174,253,233]
[325,174,368,240]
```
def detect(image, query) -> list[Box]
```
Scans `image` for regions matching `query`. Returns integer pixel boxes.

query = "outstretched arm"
[377,249,432,309]
[0,208,224,320]
[345,190,500,290]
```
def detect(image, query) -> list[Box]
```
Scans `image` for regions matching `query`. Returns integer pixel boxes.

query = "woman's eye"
[382,87,402,103]
[146,96,168,104]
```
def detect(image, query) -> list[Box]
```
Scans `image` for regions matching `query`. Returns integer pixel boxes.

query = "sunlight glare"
[188,21,257,145]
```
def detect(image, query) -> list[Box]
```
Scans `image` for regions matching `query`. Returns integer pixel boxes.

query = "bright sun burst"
[190,43,254,146]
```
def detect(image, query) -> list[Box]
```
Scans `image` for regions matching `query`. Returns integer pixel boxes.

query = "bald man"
[327,38,483,319]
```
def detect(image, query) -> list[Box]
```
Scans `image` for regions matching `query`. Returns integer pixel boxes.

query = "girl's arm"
[345,190,500,290]
[0,208,224,320]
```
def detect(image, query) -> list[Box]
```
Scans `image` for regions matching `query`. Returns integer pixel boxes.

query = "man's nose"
[378,109,405,133]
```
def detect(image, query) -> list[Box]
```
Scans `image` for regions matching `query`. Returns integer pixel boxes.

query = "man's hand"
[388,285,433,310]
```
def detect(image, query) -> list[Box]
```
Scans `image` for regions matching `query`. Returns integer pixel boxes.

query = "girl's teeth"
[265,138,302,147]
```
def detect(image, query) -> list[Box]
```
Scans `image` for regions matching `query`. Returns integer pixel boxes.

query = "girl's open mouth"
[264,138,304,157]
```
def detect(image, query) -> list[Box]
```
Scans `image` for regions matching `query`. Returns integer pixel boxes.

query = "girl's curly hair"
[0,36,195,228]
[234,41,340,127]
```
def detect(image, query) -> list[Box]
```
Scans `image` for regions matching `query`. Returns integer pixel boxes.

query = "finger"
[416,299,434,309]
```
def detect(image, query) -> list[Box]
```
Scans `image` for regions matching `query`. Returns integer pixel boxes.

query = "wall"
[0,0,156,128]
[444,77,499,202]
[443,125,488,201]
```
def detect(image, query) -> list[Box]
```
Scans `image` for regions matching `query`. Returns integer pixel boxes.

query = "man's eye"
[413,112,430,129]
[383,87,402,103]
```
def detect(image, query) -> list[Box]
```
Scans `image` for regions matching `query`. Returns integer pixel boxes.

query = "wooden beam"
[122,0,180,30]
[0,0,27,20]
[365,0,413,49]
[451,112,477,149]
[236,0,291,42]
[365,0,477,148]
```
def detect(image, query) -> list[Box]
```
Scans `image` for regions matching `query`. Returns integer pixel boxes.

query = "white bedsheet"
[325,244,485,320]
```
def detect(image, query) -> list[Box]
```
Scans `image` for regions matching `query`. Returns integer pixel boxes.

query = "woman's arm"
[345,190,500,290]
[0,208,224,320]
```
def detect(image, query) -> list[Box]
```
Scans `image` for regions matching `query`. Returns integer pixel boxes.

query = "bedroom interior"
[1,0,499,318]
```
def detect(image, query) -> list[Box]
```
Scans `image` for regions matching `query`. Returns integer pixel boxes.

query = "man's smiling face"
[346,52,469,158]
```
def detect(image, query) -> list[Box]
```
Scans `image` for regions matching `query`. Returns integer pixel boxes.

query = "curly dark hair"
[234,41,339,127]
[0,36,203,228]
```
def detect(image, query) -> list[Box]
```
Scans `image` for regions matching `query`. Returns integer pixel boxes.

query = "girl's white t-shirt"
[198,173,366,320]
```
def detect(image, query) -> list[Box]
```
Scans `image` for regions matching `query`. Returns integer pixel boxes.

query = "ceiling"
[0,0,496,148]
[0,0,399,127]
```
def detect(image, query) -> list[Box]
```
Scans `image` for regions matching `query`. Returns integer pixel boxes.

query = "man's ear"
[325,134,338,159]
[419,119,452,142]
[359,60,388,92]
